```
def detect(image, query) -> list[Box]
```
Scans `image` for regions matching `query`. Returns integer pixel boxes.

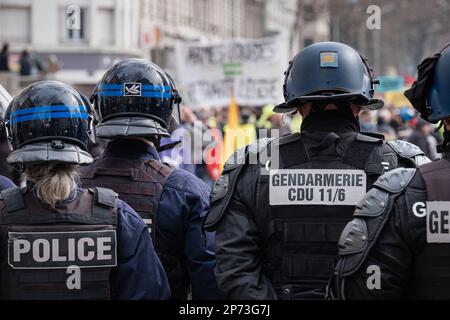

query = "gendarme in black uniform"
[204,42,429,300]
[329,44,450,300]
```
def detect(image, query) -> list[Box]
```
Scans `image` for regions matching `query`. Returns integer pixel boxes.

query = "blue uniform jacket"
[0,175,15,191]
[114,196,171,299]
[99,140,221,300]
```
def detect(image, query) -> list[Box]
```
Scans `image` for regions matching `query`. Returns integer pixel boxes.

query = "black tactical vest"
[80,157,190,300]
[255,132,399,299]
[409,160,450,299]
[0,187,118,300]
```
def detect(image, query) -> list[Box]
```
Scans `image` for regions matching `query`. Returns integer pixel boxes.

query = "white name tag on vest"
[269,169,367,206]
[427,201,450,243]
[8,230,117,269]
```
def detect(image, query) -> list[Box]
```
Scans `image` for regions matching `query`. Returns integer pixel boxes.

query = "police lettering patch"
[269,169,367,206]
[8,230,117,269]
[320,52,339,68]
[124,83,142,96]
[427,201,450,243]
[142,218,153,235]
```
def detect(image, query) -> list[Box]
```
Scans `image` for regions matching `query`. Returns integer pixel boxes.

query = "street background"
[0,0,448,185]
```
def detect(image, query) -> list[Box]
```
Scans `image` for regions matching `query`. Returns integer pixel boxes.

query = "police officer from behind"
[328,45,450,300]
[80,59,220,300]
[203,42,429,300]
[0,81,170,300]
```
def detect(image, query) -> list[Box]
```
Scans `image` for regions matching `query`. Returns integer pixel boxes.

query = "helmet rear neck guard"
[7,141,93,165]
[96,116,170,139]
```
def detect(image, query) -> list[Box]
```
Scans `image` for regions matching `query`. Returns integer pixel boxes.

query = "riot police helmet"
[274,41,383,113]
[4,80,95,165]
[91,59,182,138]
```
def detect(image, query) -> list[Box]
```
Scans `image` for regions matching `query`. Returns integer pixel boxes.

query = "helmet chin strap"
[437,122,450,154]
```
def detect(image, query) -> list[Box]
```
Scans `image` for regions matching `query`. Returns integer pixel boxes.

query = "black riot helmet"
[91,59,182,138]
[274,42,383,113]
[405,44,450,123]
[4,80,95,165]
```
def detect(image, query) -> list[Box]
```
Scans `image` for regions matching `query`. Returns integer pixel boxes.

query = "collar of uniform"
[26,182,81,207]
[104,138,160,161]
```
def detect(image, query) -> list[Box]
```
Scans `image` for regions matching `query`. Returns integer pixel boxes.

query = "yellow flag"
[384,90,411,108]
[221,95,241,167]
[227,94,240,130]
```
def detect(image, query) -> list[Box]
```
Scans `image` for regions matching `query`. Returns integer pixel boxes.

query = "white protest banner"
[175,35,286,108]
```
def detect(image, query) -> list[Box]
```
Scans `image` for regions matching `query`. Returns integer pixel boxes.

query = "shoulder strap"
[277,132,302,147]
[1,187,26,213]
[387,140,431,167]
[419,160,450,201]
[275,133,309,168]
[343,133,383,173]
[0,187,29,224]
[92,187,118,226]
[204,137,276,231]
[203,160,247,232]
[358,132,386,140]
[145,159,174,185]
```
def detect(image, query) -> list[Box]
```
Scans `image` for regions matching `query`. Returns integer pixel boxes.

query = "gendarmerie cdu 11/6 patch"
[269,169,367,206]
[427,201,450,243]
[8,230,117,269]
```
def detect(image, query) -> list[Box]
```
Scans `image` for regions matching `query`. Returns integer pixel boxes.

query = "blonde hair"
[25,163,79,208]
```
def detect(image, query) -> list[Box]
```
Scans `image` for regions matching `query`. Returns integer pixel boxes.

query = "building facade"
[265,0,330,57]
[0,0,142,86]
[0,0,331,92]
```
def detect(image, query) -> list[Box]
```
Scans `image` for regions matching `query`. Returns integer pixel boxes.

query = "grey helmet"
[274,42,383,113]
[91,59,182,139]
[4,80,95,165]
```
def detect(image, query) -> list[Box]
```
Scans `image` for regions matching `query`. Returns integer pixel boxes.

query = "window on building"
[98,8,115,45]
[61,6,88,43]
[0,6,31,43]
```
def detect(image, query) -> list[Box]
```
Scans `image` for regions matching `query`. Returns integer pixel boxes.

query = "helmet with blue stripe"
[91,59,182,138]
[4,80,95,165]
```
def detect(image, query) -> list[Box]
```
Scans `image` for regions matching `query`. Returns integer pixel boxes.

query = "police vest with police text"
[0,186,118,300]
